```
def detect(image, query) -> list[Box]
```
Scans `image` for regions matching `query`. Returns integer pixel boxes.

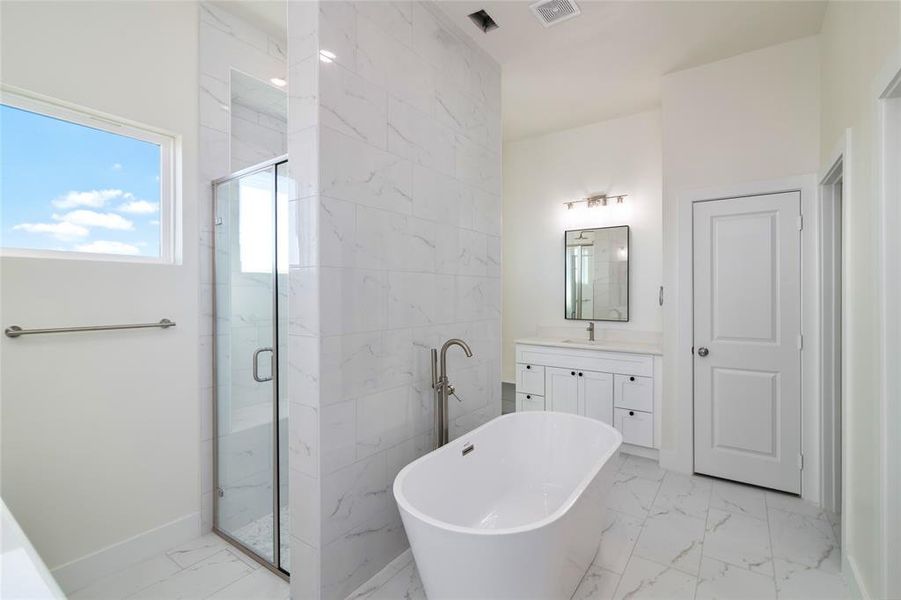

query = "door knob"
[698,347,709,357]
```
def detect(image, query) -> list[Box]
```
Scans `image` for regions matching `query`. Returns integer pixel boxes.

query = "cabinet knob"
[629,411,635,416]
[526,365,531,369]
[571,371,576,376]
[629,376,635,382]
[578,372,583,377]
[526,394,531,399]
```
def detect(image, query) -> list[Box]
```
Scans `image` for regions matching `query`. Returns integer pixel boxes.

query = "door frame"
[667,174,820,501]
[818,147,846,518]
[210,155,290,580]
[691,192,803,493]
[878,63,901,600]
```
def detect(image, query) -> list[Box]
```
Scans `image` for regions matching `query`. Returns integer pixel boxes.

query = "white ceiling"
[434,0,827,141]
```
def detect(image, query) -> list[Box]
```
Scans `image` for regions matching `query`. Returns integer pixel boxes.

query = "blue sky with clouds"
[1,104,161,257]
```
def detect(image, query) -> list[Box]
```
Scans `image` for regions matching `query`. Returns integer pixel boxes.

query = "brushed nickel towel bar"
[4,318,176,338]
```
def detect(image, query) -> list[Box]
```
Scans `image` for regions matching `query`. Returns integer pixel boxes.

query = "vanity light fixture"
[269,77,287,87]
[319,49,336,63]
[563,194,627,209]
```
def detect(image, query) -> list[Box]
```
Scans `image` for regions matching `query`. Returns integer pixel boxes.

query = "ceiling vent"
[530,0,580,27]
[467,9,500,33]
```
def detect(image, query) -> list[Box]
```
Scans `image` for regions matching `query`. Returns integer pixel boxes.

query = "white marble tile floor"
[353,455,850,600]
[69,456,847,600]
[68,534,288,600]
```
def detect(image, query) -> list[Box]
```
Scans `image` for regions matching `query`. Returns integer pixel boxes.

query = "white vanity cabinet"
[515,340,662,452]
[545,368,613,425]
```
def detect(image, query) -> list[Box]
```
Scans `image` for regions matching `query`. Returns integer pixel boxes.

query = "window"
[0,89,176,262]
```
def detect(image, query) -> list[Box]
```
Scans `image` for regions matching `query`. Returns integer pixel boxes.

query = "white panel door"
[581,370,613,425]
[693,192,802,493]
[546,367,579,414]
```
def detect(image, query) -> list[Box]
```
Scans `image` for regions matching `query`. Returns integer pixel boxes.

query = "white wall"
[818,3,900,597]
[502,110,663,381]
[287,2,502,598]
[0,0,200,581]
[660,37,820,470]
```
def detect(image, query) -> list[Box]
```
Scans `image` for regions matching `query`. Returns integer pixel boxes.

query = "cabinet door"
[546,367,579,414]
[581,370,614,425]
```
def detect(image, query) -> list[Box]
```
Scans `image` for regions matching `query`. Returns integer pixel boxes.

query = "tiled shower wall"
[287,2,502,598]
[198,2,287,534]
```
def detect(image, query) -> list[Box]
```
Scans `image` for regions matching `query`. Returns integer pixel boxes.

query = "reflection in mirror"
[230,69,287,172]
[565,226,629,321]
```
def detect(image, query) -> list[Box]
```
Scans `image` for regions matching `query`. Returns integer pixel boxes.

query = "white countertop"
[515,337,663,355]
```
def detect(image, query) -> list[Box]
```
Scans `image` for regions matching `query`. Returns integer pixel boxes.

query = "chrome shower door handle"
[252,347,274,382]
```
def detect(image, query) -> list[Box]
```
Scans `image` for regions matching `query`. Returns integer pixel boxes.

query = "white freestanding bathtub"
[393,411,622,600]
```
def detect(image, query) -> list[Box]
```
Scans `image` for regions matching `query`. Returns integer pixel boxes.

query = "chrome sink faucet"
[586,321,595,341]
[431,338,473,448]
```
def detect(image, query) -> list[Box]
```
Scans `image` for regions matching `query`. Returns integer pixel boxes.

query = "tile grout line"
[200,549,270,600]
[608,454,663,599]
[765,491,780,598]
[692,475,714,600]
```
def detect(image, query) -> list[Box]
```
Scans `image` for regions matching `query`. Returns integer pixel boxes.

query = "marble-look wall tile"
[287,1,319,67]
[287,4,324,596]
[387,272,454,328]
[322,452,392,543]
[320,128,413,214]
[319,1,358,73]
[201,3,269,53]
[199,0,289,541]
[388,97,455,175]
[200,74,229,132]
[320,63,388,148]
[321,399,357,473]
[287,3,500,598]
[319,267,389,335]
[321,507,408,600]
[355,17,434,115]
[320,329,414,406]
[355,2,413,48]
[356,385,428,459]
[410,3,469,90]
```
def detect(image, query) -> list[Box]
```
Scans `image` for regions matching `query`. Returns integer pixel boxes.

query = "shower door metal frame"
[211,155,289,580]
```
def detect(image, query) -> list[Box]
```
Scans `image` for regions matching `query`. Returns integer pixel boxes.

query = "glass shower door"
[213,161,286,572]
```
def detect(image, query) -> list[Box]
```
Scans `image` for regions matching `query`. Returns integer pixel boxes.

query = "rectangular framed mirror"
[565,226,629,321]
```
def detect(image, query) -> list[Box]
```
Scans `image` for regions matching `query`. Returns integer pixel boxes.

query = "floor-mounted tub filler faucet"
[586,321,595,341]
[431,338,473,448]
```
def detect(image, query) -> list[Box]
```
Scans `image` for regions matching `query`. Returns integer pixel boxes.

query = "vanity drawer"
[614,408,654,448]
[614,374,653,412]
[516,392,545,412]
[516,363,545,395]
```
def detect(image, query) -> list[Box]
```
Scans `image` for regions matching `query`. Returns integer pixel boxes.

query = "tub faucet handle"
[447,384,463,402]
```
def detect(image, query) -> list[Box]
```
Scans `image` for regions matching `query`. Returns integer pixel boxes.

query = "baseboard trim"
[844,552,871,600]
[345,548,413,600]
[51,511,201,594]
[620,444,659,461]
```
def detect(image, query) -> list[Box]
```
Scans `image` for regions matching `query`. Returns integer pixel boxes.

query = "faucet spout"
[439,338,473,374]
[433,338,474,448]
